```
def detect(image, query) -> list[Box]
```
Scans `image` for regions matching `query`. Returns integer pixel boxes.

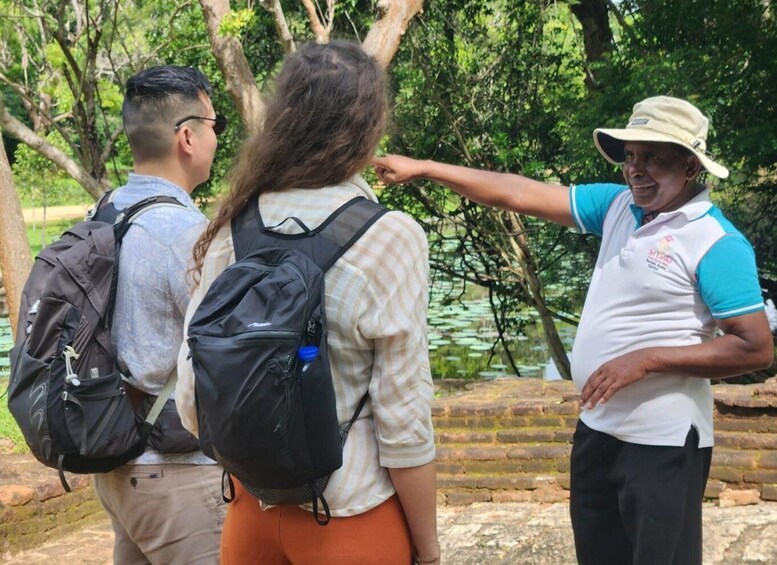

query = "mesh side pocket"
[7,345,54,463]
[62,370,142,458]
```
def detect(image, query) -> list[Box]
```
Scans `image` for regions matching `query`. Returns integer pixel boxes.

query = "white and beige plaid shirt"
[176,175,435,516]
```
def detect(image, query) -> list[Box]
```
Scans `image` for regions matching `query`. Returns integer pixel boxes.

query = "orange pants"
[221,479,413,564]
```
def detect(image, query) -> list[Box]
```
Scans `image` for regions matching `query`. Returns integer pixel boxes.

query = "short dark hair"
[123,65,213,162]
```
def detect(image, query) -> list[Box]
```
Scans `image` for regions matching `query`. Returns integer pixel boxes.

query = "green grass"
[0,378,28,453]
[26,217,82,257]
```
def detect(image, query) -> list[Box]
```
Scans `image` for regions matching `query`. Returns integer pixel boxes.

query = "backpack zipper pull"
[307,319,317,339]
[64,346,81,387]
[273,379,292,433]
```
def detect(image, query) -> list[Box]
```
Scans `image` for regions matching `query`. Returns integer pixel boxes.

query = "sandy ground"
[21,204,92,223]
[5,501,777,564]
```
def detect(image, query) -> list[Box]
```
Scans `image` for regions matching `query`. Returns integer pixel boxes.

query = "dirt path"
[4,501,777,564]
[22,204,92,223]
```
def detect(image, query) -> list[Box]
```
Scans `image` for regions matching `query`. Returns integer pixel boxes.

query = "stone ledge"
[3,375,777,558]
[433,377,777,507]
[0,455,103,557]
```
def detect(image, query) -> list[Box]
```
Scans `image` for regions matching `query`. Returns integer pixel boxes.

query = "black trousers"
[569,420,712,565]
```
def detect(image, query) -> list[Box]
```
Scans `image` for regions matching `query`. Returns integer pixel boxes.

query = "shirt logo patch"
[647,235,674,271]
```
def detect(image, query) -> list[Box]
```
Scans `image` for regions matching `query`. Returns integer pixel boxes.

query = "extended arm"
[389,463,440,564]
[360,212,439,562]
[581,311,774,408]
[372,154,575,227]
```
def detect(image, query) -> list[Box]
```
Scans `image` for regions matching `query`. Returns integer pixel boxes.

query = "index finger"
[370,155,389,168]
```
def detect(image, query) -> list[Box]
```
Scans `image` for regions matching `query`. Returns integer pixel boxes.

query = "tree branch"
[100,124,125,166]
[0,96,108,199]
[258,0,296,52]
[301,0,334,44]
[606,0,636,44]
[198,0,265,133]
[362,0,425,69]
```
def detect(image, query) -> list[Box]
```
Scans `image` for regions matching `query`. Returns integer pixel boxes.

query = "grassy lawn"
[0,378,27,453]
[26,216,83,257]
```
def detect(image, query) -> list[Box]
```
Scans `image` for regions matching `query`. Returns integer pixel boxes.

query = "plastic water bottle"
[298,345,318,375]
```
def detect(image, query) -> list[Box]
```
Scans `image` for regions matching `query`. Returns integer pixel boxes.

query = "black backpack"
[187,196,388,525]
[7,193,185,490]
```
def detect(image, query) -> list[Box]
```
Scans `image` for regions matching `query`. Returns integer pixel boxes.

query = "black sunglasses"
[174,114,227,136]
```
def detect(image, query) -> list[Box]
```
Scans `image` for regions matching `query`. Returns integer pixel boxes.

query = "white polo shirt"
[569,184,764,447]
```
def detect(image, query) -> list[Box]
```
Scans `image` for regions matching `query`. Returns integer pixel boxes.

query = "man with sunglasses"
[92,65,227,564]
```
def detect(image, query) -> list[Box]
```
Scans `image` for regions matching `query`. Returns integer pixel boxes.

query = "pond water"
[0,283,576,382]
[427,278,575,381]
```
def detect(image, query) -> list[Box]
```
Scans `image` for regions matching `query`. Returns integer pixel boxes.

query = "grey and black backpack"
[187,196,387,525]
[8,193,189,490]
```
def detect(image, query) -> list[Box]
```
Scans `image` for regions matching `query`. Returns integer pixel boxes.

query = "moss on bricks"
[0,486,102,557]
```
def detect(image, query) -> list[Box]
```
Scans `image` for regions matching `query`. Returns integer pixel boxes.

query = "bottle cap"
[298,345,318,363]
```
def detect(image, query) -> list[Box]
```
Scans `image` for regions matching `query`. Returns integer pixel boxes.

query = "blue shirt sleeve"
[696,235,764,319]
[569,183,629,236]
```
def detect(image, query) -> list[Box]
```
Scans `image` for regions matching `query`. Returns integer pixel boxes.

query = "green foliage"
[12,130,92,207]
[219,8,256,37]
[385,0,777,330]
[592,0,777,294]
[385,0,596,356]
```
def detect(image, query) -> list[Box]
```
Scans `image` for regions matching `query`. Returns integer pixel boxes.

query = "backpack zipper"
[190,258,313,435]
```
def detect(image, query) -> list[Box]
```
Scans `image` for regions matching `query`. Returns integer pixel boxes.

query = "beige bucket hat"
[593,96,729,178]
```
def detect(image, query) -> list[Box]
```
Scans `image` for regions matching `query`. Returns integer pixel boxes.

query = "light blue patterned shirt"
[110,173,212,464]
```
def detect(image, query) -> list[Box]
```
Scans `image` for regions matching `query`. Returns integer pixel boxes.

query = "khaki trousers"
[93,463,226,565]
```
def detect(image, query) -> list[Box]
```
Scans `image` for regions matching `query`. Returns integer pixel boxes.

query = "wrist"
[413,555,440,565]
[419,159,440,181]
[413,542,441,564]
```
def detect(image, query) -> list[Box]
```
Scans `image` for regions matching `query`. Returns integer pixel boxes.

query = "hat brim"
[593,128,729,179]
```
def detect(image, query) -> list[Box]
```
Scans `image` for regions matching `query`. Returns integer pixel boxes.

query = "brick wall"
[0,460,100,556]
[433,378,777,506]
[3,376,777,556]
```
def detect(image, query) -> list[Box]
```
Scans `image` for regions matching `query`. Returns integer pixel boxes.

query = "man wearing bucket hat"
[372,96,774,565]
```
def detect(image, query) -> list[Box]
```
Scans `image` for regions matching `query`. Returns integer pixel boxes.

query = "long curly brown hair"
[191,41,388,279]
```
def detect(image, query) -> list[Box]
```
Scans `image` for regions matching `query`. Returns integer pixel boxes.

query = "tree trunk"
[198,0,266,133]
[363,0,425,69]
[506,212,572,380]
[0,137,33,338]
[199,0,425,135]
[569,0,613,89]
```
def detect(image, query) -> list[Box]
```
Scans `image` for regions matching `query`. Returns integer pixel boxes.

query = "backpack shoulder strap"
[113,195,186,242]
[314,197,389,272]
[138,372,178,436]
[105,195,187,331]
[231,199,266,261]
[85,190,115,221]
[231,196,389,269]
